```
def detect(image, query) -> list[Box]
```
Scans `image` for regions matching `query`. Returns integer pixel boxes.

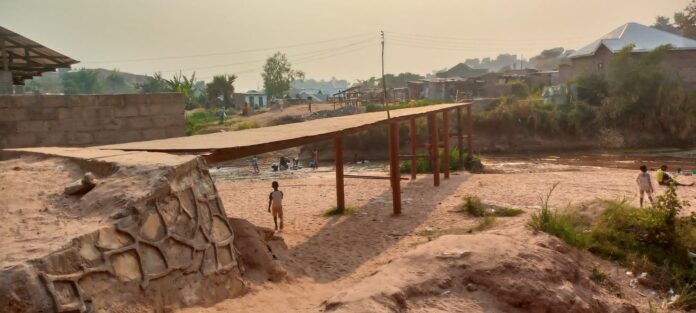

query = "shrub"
[236,120,260,130]
[491,207,524,217]
[323,206,356,216]
[464,196,486,217]
[399,148,469,174]
[528,183,590,247]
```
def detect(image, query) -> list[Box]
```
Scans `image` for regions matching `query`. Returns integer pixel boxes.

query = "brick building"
[559,22,696,86]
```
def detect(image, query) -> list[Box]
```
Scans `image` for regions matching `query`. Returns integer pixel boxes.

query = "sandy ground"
[178,158,696,313]
[0,155,108,267]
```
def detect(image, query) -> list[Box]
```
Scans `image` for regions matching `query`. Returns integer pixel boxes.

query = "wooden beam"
[409,118,417,180]
[334,136,345,212]
[428,113,440,187]
[344,174,409,181]
[457,107,464,167]
[388,122,402,215]
[443,110,450,179]
[467,104,473,154]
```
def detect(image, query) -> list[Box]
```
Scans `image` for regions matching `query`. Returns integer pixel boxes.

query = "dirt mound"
[323,232,637,313]
[0,148,280,312]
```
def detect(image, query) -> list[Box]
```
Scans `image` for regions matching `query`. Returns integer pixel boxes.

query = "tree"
[653,16,679,34]
[574,74,609,106]
[136,72,168,93]
[166,72,199,110]
[105,69,130,93]
[206,74,237,108]
[61,68,103,94]
[262,52,304,99]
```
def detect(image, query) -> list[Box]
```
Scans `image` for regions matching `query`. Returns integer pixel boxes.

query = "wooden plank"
[388,122,402,214]
[334,136,345,212]
[399,154,429,158]
[101,103,473,164]
[409,118,417,180]
[443,110,450,179]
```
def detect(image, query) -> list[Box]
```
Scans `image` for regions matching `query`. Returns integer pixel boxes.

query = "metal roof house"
[559,22,696,85]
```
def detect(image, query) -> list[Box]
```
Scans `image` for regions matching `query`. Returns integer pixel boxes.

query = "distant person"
[657,165,694,187]
[636,165,654,207]
[310,149,319,169]
[268,181,284,230]
[307,96,313,113]
[218,106,227,124]
[292,157,299,170]
[242,102,249,116]
[279,156,288,170]
[251,155,260,173]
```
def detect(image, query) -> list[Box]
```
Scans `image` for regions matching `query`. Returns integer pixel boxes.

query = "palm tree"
[206,74,237,108]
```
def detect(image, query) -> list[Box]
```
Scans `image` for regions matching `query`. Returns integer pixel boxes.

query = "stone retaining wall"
[0,93,184,148]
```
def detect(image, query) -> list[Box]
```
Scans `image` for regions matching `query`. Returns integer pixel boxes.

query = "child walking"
[636,165,654,208]
[268,181,284,230]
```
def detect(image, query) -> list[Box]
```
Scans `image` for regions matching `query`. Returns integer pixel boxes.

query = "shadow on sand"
[280,173,470,283]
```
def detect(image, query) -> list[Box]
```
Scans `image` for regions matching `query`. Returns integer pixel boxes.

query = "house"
[233,90,267,108]
[559,22,696,85]
[436,63,488,79]
[408,77,467,101]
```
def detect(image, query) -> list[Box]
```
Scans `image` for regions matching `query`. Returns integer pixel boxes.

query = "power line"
[385,30,592,44]
[80,32,376,65]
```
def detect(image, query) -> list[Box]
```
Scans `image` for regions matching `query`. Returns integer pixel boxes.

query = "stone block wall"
[0,71,12,95]
[0,93,184,148]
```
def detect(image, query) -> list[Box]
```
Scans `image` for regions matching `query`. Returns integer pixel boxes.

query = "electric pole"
[381,30,390,118]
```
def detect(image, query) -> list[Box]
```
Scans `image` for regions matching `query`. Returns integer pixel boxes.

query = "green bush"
[185,111,218,135]
[529,183,696,310]
[399,148,467,174]
[464,196,486,217]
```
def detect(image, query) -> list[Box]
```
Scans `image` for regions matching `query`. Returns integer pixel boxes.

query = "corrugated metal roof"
[569,22,696,59]
[0,26,79,84]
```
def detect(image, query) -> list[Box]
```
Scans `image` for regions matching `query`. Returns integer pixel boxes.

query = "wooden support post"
[428,113,440,187]
[467,104,473,154]
[334,136,345,212]
[457,107,464,167]
[409,118,417,180]
[443,110,450,179]
[388,122,402,215]
[1,38,8,71]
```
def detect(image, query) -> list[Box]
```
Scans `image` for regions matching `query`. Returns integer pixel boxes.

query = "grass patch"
[458,196,523,218]
[529,183,696,310]
[236,120,260,130]
[323,206,356,216]
[418,216,497,240]
[491,207,524,217]
[185,111,219,135]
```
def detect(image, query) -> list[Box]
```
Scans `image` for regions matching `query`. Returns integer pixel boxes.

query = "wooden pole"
[334,136,345,212]
[467,104,473,154]
[443,110,450,179]
[388,122,401,214]
[1,38,8,71]
[457,107,464,167]
[428,113,440,187]
[409,118,417,180]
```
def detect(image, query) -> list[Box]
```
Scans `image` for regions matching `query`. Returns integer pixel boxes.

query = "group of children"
[636,164,694,207]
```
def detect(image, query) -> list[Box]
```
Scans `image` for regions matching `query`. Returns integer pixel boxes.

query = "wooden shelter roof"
[100,102,470,163]
[0,26,79,84]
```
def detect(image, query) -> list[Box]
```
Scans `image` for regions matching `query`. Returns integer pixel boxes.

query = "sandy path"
[179,160,696,312]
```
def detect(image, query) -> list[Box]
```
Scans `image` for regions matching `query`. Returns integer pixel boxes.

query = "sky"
[1,0,690,91]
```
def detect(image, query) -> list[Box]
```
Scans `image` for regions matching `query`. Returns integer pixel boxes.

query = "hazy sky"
[1,0,690,90]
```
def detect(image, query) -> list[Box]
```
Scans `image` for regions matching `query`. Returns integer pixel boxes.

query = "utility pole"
[381,30,390,118]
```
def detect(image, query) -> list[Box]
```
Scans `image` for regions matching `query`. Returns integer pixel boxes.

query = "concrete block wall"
[0,93,184,149]
[0,71,12,95]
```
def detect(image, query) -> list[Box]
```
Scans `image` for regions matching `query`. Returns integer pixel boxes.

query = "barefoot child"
[268,181,284,230]
[636,165,654,207]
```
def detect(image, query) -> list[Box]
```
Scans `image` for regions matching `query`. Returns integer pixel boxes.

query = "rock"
[466,283,478,292]
[436,250,472,259]
[64,172,97,195]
